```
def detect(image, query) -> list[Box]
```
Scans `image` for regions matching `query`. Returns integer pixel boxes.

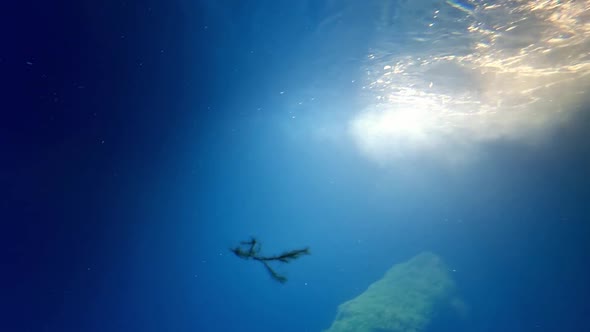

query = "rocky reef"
[324,252,462,332]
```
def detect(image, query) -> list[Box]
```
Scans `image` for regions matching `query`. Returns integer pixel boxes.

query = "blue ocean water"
[2,1,590,331]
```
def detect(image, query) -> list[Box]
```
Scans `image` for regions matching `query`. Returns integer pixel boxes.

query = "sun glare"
[350,0,590,165]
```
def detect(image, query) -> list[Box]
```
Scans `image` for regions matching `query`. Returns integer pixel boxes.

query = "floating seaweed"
[230,237,310,283]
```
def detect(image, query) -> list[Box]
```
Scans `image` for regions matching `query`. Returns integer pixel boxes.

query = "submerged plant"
[230,237,310,283]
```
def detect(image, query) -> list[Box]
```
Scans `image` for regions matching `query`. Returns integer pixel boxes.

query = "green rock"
[324,252,459,332]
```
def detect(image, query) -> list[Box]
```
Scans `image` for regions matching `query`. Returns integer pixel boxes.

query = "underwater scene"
[3,0,590,331]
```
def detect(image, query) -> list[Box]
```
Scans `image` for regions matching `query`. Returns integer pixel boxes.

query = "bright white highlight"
[351,88,452,161]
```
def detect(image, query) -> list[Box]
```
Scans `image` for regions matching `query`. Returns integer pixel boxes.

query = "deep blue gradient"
[2,1,590,332]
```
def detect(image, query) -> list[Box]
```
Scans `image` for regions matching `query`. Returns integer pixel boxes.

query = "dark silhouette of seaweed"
[230,237,310,283]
